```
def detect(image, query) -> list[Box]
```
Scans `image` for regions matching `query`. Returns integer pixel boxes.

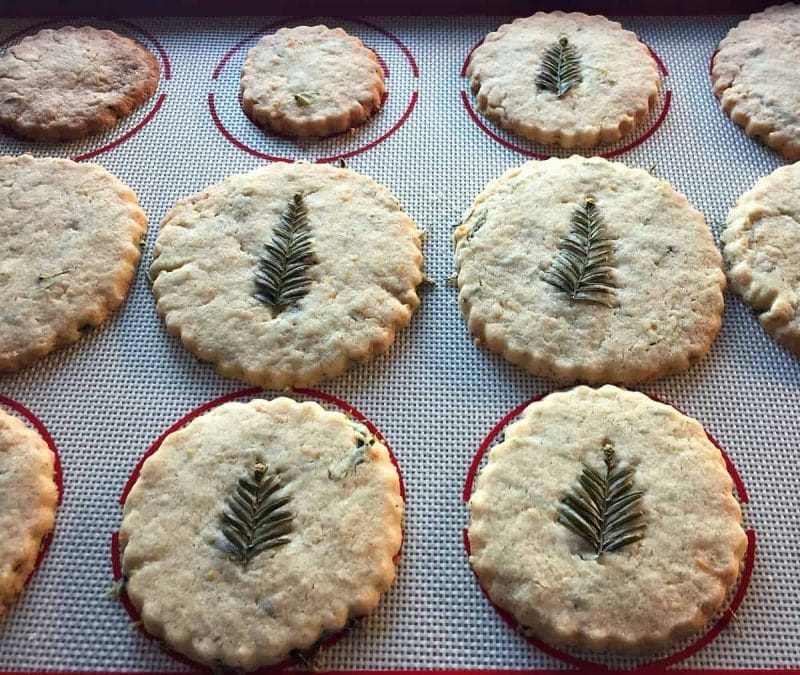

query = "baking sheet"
[0,14,798,672]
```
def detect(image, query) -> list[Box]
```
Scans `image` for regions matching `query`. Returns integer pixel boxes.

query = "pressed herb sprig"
[557,443,645,558]
[542,197,616,307]
[535,36,582,98]
[254,193,316,312]
[220,462,292,567]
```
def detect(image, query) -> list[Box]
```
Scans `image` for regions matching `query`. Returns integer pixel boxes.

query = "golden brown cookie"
[0,26,160,142]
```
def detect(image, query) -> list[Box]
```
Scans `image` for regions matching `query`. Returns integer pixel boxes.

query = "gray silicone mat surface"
[0,13,798,672]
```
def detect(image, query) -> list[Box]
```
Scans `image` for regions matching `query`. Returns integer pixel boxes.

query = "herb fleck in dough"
[120,397,403,670]
[453,156,725,384]
[467,12,660,147]
[468,385,747,654]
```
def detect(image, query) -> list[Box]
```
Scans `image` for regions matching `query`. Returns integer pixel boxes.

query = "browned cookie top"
[0,26,160,141]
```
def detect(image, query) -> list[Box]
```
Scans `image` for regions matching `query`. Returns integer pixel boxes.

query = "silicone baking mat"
[0,13,798,673]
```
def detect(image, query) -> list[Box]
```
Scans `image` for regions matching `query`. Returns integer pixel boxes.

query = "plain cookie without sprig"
[468,385,747,654]
[453,156,725,384]
[467,12,660,147]
[120,397,403,670]
[241,25,385,137]
[0,26,160,142]
[0,408,58,618]
[722,162,800,355]
[150,162,423,388]
[711,4,800,160]
[0,155,148,373]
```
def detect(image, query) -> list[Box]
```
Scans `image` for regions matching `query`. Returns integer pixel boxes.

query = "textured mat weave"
[0,14,797,672]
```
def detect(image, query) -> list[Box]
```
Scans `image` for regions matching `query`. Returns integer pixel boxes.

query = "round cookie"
[240,25,385,137]
[0,407,58,617]
[0,26,160,142]
[467,12,660,148]
[711,4,800,161]
[0,155,148,373]
[468,385,747,654]
[120,397,403,670]
[150,162,422,388]
[722,162,800,354]
[453,156,725,383]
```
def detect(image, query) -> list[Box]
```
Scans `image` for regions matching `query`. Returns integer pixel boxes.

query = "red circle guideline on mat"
[110,386,405,674]
[0,396,64,591]
[208,17,419,164]
[462,390,756,672]
[0,18,170,163]
[460,39,672,160]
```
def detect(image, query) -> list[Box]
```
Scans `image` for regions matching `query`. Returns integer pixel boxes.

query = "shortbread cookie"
[150,162,422,388]
[241,25,385,137]
[453,156,725,383]
[0,407,58,617]
[120,397,403,669]
[467,12,660,147]
[468,385,747,654]
[711,4,800,160]
[0,155,148,373]
[0,26,160,142]
[722,163,800,354]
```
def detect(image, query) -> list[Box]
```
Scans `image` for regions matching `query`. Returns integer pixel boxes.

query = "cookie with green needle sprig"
[468,385,747,654]
[120,397,403,670]
[453,156,725,384]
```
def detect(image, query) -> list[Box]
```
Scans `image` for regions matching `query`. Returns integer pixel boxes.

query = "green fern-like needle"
[542,197,616,307]
[220,462,292,567]
[557,444,646,558]
[535,36,582,98]
[254,193,316,311]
